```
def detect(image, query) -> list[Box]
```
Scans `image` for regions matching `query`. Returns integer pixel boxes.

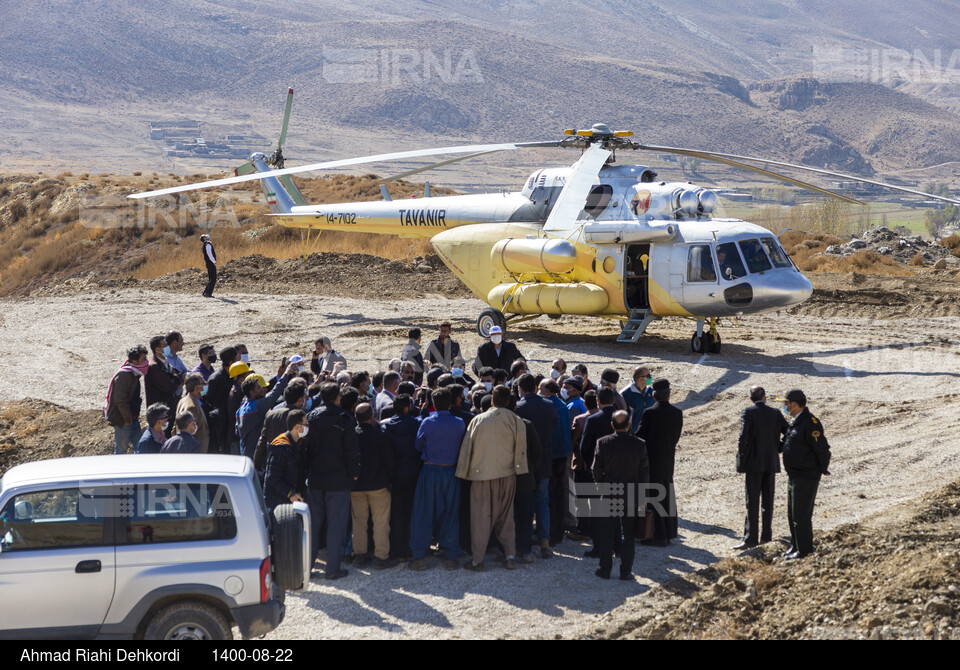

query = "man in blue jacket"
[409,388,466,571]
[621,365,655,434]
[236,365,293,464]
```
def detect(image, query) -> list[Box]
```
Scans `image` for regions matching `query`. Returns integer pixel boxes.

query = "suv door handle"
[75,560,102,574]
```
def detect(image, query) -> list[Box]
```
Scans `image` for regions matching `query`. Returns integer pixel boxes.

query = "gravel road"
[2,288,959,639]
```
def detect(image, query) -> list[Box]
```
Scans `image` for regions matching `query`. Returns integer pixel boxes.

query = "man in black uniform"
[201,234,217,297]
[735,386,789,550]
[780,389,831,560]
[636,379,683,546]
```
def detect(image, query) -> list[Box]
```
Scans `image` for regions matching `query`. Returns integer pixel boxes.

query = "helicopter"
[131,89,960,353]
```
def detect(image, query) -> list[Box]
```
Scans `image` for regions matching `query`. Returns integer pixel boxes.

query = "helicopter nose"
[750,270,813,310]
[775,270,813,308]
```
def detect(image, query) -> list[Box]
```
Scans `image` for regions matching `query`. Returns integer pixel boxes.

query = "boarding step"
[616,308,659,343]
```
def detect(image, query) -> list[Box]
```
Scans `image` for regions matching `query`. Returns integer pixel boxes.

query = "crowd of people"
[103,321,831,581]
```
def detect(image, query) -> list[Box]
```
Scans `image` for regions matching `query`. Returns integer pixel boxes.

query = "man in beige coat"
[456,385,528,570]
[176,372,210,452]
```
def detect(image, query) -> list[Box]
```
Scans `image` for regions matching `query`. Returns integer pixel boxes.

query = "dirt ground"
[1,258,960,638]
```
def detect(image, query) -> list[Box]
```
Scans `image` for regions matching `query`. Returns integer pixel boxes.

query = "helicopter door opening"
[625,244,650,310]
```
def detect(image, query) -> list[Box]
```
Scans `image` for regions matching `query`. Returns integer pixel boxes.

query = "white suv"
[0,454,310,640]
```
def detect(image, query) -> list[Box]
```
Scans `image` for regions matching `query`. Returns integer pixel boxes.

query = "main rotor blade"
[379,150,505,183]
[128,142,530,199]
[640,144,960,205]
[277,87,294,149]
[544,143,611,232]
[640,146,863,205]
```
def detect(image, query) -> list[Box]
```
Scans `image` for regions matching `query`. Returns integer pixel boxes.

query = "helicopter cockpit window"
[739,239,772,274]
[760,237,792,268]
[687,245,717,282]
[715,242,747,281]
[583,185,613,218]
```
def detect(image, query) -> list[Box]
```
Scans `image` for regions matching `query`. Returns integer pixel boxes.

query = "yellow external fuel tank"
[491,238,578,274]
[488,282,609,315]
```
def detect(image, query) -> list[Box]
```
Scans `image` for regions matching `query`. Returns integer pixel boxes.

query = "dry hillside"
[4,2,960,180]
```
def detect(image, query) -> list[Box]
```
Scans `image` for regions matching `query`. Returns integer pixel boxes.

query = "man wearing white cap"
[473,326,524,376]
[201,234,217,297]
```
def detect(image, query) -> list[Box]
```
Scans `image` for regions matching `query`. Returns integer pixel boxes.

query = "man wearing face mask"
[473,326,524,376]
[105,345,149,454]
[549,359,567,381]
[255,380,308,472]
[206,346,238,454]
[264,410,308,511]
[621,365,655,434]
[136,403,169,454]
[192,344,217,381]
[779,389,831,560]
[176,373,211,452]
[236,343,250,366]
[145,335,183,437]
[162,412,202,453]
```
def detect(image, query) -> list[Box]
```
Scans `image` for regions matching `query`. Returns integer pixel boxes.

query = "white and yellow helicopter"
[132,89,960,353]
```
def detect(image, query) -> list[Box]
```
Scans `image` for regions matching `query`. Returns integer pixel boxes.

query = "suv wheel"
[271,504,304,590]
[144,601,233,640]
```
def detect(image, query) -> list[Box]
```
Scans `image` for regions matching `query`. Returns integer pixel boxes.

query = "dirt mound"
[0,400,112,473]
[818,226,960,268]
[133,251,472,300]
[598,481,960,640]
[794,273,960,319]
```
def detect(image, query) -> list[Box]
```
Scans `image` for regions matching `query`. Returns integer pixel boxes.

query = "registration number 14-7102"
[323,212,357,225]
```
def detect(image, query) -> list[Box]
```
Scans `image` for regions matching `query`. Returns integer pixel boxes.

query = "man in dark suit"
[577,387,617,556]
[472,326,524,376]
[636,379,683,546]
[592,410,649,580]
[735,386,789,550]
[515,374,556,558]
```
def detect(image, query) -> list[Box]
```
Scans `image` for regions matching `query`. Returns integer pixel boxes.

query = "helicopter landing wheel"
[477,307,506,338]
[691,332,721,353]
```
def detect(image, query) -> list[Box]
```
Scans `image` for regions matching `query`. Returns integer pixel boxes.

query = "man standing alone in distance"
[735,386,788,550]
[201,234,217,298]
